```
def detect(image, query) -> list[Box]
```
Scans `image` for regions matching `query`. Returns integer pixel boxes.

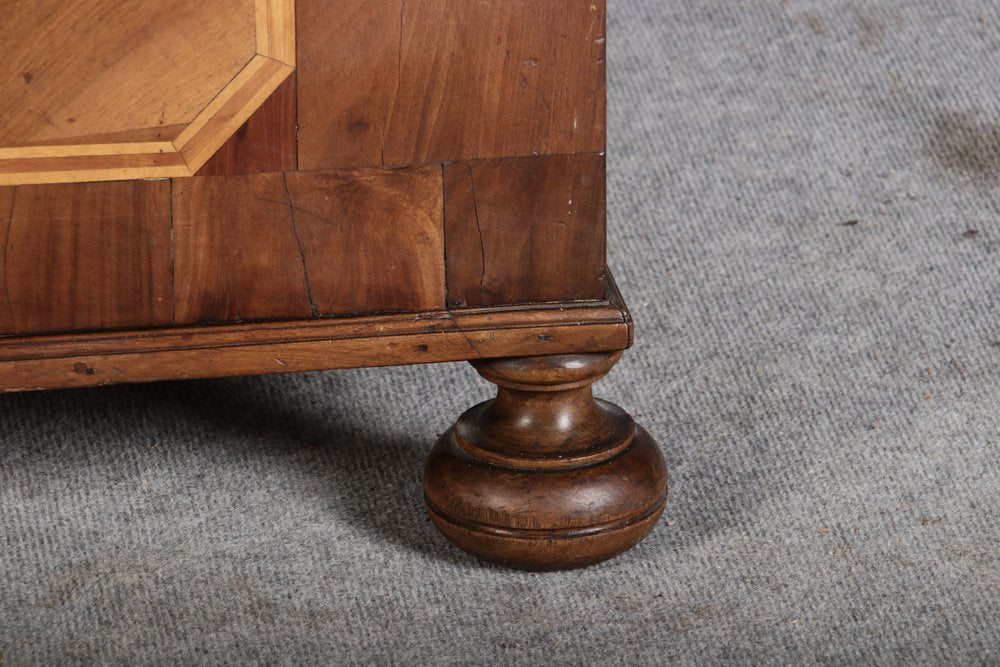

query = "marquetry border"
[0,0,295,186]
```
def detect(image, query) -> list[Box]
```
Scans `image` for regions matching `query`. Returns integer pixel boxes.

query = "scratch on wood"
[3,188,17,331]
[282,172,319,317]
[465,163,487,300]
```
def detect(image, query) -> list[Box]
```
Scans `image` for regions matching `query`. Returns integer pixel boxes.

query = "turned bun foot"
[424,351,668,570]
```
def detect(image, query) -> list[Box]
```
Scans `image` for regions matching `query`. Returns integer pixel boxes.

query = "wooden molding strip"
[0,300,631,392]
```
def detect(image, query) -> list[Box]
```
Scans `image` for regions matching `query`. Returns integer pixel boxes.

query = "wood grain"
[172,172,314,324]
[0,0,256,147]
[444,153,606,308]
[0,188,16,333]
[296,0,403,169]
[297,0,606,170]
[387,0,606,164]
[197,75,297,176]
[285,165,445,315]
[0,181,172,335]
[0,299,631,392]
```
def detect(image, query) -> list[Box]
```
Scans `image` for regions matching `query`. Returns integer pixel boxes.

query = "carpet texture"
[2,1,999,664]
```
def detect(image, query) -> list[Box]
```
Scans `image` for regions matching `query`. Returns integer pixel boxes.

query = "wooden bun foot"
[424,351,668,570]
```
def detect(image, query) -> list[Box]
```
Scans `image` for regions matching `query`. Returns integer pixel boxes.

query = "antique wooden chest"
[0,0,666,569]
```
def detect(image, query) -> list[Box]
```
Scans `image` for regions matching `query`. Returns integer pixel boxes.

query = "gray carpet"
[3,1,999,664]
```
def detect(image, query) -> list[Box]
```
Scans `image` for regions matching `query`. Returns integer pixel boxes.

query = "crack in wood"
[464,163,487,301]
[282,172,319,317]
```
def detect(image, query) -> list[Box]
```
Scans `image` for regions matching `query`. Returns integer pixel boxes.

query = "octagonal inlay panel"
[0,0,295,185]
